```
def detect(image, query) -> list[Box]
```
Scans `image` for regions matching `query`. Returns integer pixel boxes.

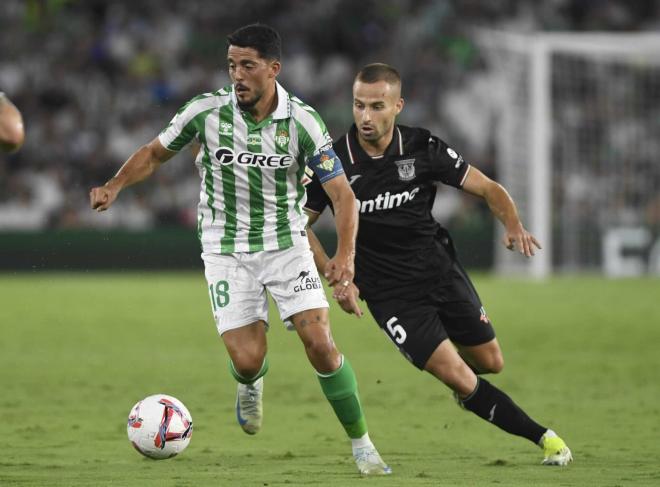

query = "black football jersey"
[304,124,470,301]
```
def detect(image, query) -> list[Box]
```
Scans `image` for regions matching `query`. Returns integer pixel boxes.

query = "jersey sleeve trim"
[459,164,472,187]
[302,205,321,214]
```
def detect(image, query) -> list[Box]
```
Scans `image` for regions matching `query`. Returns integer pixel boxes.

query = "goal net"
[476,31,660,277]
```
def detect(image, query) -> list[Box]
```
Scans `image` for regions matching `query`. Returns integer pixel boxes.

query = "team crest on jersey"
[275,129,290,147]
[395,159,416,181]
[219,122,233,136]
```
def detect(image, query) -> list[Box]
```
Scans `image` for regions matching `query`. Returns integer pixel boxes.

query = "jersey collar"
[346,124,403,164]
[230,81,291,126]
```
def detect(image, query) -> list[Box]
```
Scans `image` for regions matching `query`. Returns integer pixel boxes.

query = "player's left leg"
[290,308,391,475]
[423,342,572,465]
[437,263,572,465]
[254,237,390,475]
[455,338,504,375]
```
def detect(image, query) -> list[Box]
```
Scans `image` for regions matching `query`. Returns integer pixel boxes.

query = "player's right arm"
[0,92,25,153]
[90,138,174,212]
[91,94,207,212]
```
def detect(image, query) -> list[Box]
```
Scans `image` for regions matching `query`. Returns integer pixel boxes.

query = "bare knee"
[480,353,504,374]
[231,348,266,378]
[305,336,340,372]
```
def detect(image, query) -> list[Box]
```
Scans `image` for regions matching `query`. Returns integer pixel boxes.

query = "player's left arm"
[462,167,541,257]
[319,174,358,295]
[305,209,363,316]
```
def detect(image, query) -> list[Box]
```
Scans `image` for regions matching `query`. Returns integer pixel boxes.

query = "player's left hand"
[324,252,355,297]
[334,282,363,317]
[503,223,542,257]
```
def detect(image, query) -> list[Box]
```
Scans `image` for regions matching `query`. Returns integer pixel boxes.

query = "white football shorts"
[202,234,329,335]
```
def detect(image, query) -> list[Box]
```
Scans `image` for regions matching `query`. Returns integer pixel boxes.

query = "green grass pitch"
[1,273,660,486]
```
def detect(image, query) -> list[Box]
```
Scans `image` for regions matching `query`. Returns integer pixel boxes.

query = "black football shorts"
[365,261,496,370]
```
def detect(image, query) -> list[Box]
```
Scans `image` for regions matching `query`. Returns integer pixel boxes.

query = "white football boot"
[353,445,392,475]
[235,377,263,435]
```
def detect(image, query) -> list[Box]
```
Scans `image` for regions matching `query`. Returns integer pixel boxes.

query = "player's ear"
[395,97,404,115]
[270,60,281,78]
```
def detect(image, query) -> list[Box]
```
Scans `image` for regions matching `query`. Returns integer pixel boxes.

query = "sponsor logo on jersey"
[446,147,464,168]
[479,306,490,324]
[318,154,336,172]
[247,132,262,146]
[219,122,233,136]
[214,148,294,168]
[275,129,290,147]
[294,270,322,292]
[356,187,420,213]
[395,158,416,181]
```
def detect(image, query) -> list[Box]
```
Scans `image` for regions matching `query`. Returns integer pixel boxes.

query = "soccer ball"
[127,394,193,459]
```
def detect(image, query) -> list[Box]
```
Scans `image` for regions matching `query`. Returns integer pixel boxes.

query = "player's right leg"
[203,252,270,435]
[222,322,268,435]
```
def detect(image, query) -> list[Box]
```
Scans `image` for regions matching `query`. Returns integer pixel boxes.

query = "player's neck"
[357,128,394,158]
[246,83,278,123]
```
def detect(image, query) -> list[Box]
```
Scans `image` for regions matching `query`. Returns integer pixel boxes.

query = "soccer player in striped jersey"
[0,92,24,153]
[90,24,390,475]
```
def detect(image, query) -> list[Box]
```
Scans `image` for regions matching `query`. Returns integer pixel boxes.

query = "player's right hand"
[335,282,363,318]
[89,184,119,212]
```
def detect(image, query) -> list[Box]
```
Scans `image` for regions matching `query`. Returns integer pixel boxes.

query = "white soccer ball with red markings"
[127,394,193,459]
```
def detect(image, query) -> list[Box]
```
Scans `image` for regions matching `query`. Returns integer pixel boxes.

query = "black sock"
[460,377,546,444]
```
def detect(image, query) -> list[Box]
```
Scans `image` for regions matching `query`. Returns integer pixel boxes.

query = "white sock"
[539,428,557,446]
[351,433,373,453]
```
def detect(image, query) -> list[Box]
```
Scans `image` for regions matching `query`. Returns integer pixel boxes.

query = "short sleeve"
[428,136,470,188]
[294,103,344,184]
[158,95,212,152]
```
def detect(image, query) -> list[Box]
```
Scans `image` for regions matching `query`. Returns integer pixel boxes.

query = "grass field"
[1,272,660,486]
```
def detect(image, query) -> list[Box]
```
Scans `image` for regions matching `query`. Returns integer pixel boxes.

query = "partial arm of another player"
[461,167,541,257]
[90,137,175,212]
[306,210,363,316]
[319,175,359,295]
[0,92,25,153]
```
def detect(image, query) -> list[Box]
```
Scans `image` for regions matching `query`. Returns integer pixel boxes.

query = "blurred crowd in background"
[1,0,658,233]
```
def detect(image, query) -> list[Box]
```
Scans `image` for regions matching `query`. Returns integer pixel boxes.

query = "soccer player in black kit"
[304,63,572,466]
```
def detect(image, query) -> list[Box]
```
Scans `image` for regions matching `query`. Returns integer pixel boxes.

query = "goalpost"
[476,31,660,278]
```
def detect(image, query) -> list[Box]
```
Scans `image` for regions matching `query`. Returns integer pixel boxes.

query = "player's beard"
[236,90,262,110]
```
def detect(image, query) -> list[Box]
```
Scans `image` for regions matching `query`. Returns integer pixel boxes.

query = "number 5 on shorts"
[209,280,230,311]
[386,316,407,344]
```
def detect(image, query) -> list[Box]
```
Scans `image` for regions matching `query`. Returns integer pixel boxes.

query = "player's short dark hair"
[227,23,281,61]
[356,63,401,86]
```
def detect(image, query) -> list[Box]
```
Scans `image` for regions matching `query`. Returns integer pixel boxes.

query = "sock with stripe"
[317,356,368,439]
[459,377,546,444]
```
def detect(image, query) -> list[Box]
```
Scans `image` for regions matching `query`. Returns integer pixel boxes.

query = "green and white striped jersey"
[159,82,340,254]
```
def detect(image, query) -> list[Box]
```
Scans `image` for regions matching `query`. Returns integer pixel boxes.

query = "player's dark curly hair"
[227,23,281,61]
[356,63,401,85]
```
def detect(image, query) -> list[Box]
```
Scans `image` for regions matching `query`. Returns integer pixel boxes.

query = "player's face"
[227,46,280,110]
[352,80,403,143]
